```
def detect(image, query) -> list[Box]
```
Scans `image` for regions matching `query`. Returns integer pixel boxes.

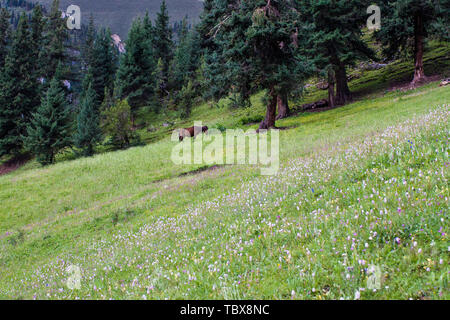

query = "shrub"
[101,99,139,149]
[239,115,264,125]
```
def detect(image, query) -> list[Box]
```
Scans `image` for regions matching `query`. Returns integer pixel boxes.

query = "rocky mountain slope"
[36,0,204,38]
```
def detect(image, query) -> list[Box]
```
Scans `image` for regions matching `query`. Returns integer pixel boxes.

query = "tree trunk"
[328,69,336,108]
[275,94,289,120]
[335,61,352,106]
[258,88,277,131]
[412,12,426,86]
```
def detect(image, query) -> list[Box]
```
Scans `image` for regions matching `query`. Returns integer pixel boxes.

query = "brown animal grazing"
[179,126,208,141]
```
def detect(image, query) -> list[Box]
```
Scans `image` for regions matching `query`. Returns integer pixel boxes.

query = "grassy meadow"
[0,45,449,299]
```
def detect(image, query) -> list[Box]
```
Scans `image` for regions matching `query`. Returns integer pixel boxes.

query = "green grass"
[129,40,450,146]
[0,46,449,299]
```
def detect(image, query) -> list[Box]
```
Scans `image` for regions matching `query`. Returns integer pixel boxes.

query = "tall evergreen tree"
[154,0,173,84]
[178,79,195,119]
[200,0,312,129]
[171,17,201,91]
[90,28,116,106]
[40,0,68,83]
[300,0,375,106]
[155,57,166,109]
[0,13,40,156]
[115,18,157,121]
[142,11,154,44]
[29,5,45,94]
[30,5,44,60]
[376,0,449,85]
[0,7,10,68]
[198,0,230,102]
[82,14,96,69]
[73,82,102,157]
[24,78,72,165]
[80,67,96,100]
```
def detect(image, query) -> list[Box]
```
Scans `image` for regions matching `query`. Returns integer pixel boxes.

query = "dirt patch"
[178,165,224,177]
[0,154,31,176]
[276,125,300,131]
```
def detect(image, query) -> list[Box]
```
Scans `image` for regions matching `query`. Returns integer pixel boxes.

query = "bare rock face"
[111,34,125,53]
[439,78,450,87]
[36,0,204,38]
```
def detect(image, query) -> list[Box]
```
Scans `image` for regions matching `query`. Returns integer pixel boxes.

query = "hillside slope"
[0,38,449,299]
[0,80,449,299]
[36,0,204,37]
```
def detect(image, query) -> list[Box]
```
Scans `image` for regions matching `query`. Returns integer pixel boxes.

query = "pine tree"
[29,5,45,95]
[154,0,173,83]
[50,61,72,102]
[0,7,10,68]
[24,78,72,165]
[0,13,40,156]
[100,87,116,112]
[115,18,157,122]
[376,0,449,85]
[300,0,375,106]
[142,11,154,44]
[90,28,116,106]
[82,14,96,69]
[171,17,201,91]
[155,57,166,110]
[73,83,102,157]
[200,0,312,129]
[178,79,195,119]
[30,5,44,61]
[80,68,96,101]
[40,0,68,83]
[198,0,231,102]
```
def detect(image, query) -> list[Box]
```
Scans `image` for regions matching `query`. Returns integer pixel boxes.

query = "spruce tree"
[30,5,44,62]
[142,11,154,44]
[155,57,166,110]
[376,0,449,85]
[82,14,96,69]
[24,78,72,165]
[40,0,68,83]
[172,18,189,89]
[29,5,45,95]
[80,68,96,101]
[200,0,312,129]
[115,18,157,122]
[171,17,201,91]
[300,0,375,106]
[154,0,173,83]
[178,80,195,119]
[90,28,116,106]
[0,7,10,68]
[0,13,40,156]
[73,83,102,157]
